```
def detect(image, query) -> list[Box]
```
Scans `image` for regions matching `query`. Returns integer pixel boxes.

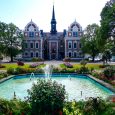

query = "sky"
[0,0,109,32]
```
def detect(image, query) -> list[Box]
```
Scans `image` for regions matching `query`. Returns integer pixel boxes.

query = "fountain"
[68,75,71,80]
[43,64,53,79]
[30,72,35,80]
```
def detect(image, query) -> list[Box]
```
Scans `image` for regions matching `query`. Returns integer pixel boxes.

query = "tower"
[50,5,57,34]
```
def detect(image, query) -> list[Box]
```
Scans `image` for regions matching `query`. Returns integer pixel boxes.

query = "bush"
[52,67,60,73]
[80,60,87,67]
[0,64,5,68]
[78,67,89,74]
[99,64,110,68]
[17,61,24,66]
[63,57,71,62]
[32,57,44,62]
[83,97,115,115]
[15,67,25,74]
[103,66,115,79]
[63,98,115,115]
[27,79,66,115]
[0,99,31,115]
[0,72,8,79]
[7,67,15,74]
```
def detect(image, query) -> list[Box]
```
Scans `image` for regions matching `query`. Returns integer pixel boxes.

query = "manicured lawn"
[0,63,29,70]
[60,63,102,70]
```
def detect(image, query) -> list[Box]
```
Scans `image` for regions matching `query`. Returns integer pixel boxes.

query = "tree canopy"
[0,22,23,62]
[81,24,100,61]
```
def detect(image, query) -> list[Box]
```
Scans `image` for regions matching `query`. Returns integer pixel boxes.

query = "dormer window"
[73,32,78,37]
[29,32,34,37]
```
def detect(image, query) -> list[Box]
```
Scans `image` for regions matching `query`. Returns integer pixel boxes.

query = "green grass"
[60,63,101,70]
[0,63,46,70]
[0,63,29,70]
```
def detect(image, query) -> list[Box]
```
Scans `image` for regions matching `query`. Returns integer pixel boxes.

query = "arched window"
[74,52,77,58]
[25,52,28,57]
[36,43,39,48]
[25,43,28,48]
[30,43,34,48]
[36,52,39,57]
[68,52,72,57]
[74,42,77,49]
[29,32,34,37]
[73,32,78,37]
[30,52,34,58]
[68,42,72,49]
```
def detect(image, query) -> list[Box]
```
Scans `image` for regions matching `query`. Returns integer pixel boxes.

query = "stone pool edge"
[87,74,115,93]
[0,75,15,83]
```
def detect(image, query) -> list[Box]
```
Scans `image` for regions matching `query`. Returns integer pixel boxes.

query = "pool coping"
[87,74,115,93]
[0,75,15,83]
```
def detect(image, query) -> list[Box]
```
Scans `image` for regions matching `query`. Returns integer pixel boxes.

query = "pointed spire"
[50,4,57,34]
[52,5,55,20]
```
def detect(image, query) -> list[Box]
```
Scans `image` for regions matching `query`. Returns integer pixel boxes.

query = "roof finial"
[75,18,76,22]
[53,0,55,5]
[31,19,32,22]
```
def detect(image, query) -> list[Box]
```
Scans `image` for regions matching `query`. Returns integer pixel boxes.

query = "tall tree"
[81,24,100,61]
[0,22,23,62]
[100,1,115,54]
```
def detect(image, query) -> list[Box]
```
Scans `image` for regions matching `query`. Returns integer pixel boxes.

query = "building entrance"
[50,42,58,60]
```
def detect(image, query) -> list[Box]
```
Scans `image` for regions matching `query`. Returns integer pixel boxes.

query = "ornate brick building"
[22,5,83,60]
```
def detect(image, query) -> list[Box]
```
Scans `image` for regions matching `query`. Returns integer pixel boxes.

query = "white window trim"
[30,52,34,58]
[73,51,77,58]
[68,51,72,58]
[68,41,72,49]
[35,42,39,49]
[30,42,34,49]
[35,52,39,57]
[73,42,77,49]
[25,51,29,57]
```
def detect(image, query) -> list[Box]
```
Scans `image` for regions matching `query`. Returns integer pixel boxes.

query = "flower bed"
[64,62,73,68]
[29,62,44,68]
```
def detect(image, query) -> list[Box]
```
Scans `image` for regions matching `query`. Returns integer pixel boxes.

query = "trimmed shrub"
[27,79,66,115]
[99,64,110,68]
[15,67,25,74]
[78,67,89,74]
[32,57,44,62]
[17,61,24,66]
[0,64,5,68]
[52,67,60,73]
[7,67,15,74]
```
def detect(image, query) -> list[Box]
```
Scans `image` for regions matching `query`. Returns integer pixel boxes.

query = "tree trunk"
[10,47,13,62]
[92,56,95,62]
